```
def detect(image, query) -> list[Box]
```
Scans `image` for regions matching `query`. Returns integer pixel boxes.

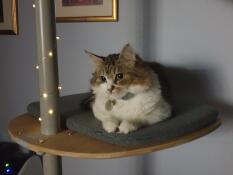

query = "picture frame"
[56,0,118,22]
[0,0,18,35]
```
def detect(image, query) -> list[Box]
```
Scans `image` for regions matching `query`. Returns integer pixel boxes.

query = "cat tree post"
[35,0,62,175]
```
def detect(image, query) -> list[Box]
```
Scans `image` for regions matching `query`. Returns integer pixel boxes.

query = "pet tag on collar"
[105,100,116,111]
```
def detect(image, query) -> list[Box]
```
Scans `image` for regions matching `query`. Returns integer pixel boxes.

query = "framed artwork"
[0,0,18,35]
[56,0,118,22]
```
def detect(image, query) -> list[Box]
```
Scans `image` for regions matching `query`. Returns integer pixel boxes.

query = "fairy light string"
[33,1,62,122]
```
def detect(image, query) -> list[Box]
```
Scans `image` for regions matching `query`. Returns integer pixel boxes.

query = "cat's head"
[86,44,154,99]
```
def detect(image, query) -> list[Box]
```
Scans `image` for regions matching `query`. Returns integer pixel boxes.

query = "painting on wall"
[56,0,118,22]
[0,0,18,35]
[62,0,103,6]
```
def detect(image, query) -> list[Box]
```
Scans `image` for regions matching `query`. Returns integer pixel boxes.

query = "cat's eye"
[116,73,123,80]
[100,76,106,82]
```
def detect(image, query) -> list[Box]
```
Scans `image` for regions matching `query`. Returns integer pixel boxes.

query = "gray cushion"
[27,93,90,126]
[27,93,218,146]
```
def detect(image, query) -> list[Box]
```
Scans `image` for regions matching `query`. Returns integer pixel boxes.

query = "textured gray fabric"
[27,93,218,146]
[66,103,218,146]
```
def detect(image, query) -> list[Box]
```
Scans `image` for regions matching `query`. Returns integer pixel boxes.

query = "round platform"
[8,114,221,159]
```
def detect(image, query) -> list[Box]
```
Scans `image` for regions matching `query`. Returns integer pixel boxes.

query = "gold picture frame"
[56,0,118,22]
[0,0,18,35]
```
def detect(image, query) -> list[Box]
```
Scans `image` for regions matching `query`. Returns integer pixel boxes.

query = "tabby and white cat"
[86,44,171,134]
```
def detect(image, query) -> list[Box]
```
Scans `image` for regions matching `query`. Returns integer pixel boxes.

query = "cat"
[85,44,171,134]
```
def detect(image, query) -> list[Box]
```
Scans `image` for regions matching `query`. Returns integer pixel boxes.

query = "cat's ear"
[119,44,136,62]
[85,50,104,66]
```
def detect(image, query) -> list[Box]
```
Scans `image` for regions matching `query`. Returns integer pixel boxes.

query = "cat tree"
[8,1,221,175]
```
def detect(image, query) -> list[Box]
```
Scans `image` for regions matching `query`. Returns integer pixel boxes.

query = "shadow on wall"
[148,63,220,103]
[156,64,233,121]
[164,66,215,102]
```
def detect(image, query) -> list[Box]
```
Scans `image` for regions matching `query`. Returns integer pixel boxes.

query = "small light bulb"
[56,36,60,40]
[58,86,62,90]
[36,65,39,69]
[38,117,42,121]
[32,4,36,8]
[48,51,53,57]
[43,93,48,98]
[48,109,54,115]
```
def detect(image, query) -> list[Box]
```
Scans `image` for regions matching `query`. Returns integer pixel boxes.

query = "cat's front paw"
[118,121,137,134]
[102,121,119,133]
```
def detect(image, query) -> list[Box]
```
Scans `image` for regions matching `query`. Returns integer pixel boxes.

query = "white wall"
[0,0,233,175]
[144,0,233,175]
[0,0,38,140]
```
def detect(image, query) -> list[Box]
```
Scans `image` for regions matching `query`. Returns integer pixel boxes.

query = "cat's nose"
[107,86,115,93]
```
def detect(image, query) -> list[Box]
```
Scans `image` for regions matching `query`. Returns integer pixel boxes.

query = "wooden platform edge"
[8,114,221,159]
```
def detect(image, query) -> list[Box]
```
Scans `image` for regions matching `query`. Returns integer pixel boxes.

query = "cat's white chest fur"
[112,89,160,121]
[92,86,171,134]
